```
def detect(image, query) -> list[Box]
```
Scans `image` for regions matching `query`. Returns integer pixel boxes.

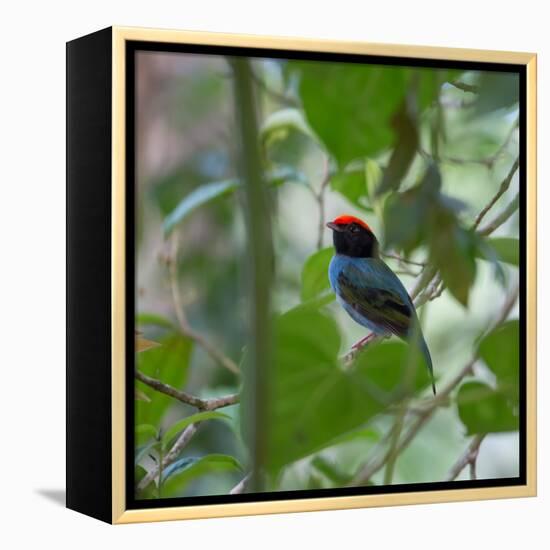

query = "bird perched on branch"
[326,215,436,395]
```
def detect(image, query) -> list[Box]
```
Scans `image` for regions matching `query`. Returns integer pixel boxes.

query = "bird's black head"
[326,215,379,258]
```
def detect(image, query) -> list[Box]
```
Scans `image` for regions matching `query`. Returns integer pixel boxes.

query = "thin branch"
[168,233,240,375]
[138,423,199,491]
[381,251,427,268]
[449,81,479,94]
[446,434,486,481]
[230,473,252,494]
[315,157,331,250]
[382,402,407,485]
[478,192,520,237]
[135,369,239,411]
[472,157,519,230]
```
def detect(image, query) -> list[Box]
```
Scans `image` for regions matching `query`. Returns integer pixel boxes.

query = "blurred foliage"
[134,51,521,499]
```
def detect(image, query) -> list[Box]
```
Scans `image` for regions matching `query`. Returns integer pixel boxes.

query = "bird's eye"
[349,224,360,233]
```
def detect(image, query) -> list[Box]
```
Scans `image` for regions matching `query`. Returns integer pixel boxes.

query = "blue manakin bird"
[327,214,436,395]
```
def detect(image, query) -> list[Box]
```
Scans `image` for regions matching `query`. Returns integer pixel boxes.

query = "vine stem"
[232,57,274,493]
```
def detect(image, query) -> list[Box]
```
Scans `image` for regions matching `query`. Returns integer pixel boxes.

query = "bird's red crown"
[330,215,372,233]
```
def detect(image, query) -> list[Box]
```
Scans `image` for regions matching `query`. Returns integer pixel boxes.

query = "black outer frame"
[66,27,113,523]
[66,27,527,523]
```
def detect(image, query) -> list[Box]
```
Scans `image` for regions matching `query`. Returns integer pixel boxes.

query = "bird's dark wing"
[336,265,413,339]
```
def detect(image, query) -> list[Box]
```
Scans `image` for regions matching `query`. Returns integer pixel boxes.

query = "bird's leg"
[351,332,377,350]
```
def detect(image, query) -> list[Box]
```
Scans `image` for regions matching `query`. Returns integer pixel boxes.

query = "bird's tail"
[418,336,436,395]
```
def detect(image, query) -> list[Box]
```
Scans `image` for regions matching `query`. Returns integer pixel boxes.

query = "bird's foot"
[351,332,377,350]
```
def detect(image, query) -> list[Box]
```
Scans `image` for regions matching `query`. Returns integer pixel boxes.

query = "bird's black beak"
[326,221,344,232]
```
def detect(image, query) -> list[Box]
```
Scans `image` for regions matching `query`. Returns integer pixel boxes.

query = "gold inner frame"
[111,26,537,524]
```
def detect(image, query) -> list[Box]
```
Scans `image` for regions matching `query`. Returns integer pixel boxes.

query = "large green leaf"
[457,321,520,435]
[476,72,520,115]
[295,62,409,168]
[482,237,520,267]
[242,308,431,473]
[478,320,520,398]
[383,162,441,254]
[457,381,518,435]
[376,102,419,195]
[135,333,193,435]
[430,214,477,307]
[300,247,334,302]
[330,169,370,210]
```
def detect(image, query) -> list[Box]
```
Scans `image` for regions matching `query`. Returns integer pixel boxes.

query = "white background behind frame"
[0,0,546,548]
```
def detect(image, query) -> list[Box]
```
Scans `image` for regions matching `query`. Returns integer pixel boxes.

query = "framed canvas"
[66,26,537,524]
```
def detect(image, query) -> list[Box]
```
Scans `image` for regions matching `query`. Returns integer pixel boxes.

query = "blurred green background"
[134,51,520,499]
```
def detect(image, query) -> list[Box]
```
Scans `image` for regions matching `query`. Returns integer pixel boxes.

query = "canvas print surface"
[133,49,522,502]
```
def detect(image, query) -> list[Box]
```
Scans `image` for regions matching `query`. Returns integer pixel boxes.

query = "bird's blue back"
[329,254,417,333]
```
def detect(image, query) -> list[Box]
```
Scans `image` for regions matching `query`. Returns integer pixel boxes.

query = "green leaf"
[163,168,306,235]
[430,217,477,307]
[296,63,409,168]
[365,159,383,201]
[457,381,518,435]
[161,454,243,487]
[294,288,335,312]
[242,308,431,473]
[300,247,334,302]
[163,179,239,235]
[260,107,319,147]
[476,72,520,115]
[136,312,175,330]
[311,456,352,485]
[330,169,370,209]
[266,165,308,186]
[478,320,519,398]
[376,102,419,195]
[161,411,231,451]
[136,333,193,431]
[136,423,158,441]
[484,237,519,266]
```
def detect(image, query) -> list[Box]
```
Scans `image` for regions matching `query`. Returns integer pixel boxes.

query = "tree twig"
[446,434,486,481]
[138,423,200,491]
[478,192,520,237]
[135,369,239,411]
[381,251,427,267]
[449,81,479,94]
[315,156,331,250]
[230,472,252,494]
[472,157,519,230]
[168,233,240,375]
